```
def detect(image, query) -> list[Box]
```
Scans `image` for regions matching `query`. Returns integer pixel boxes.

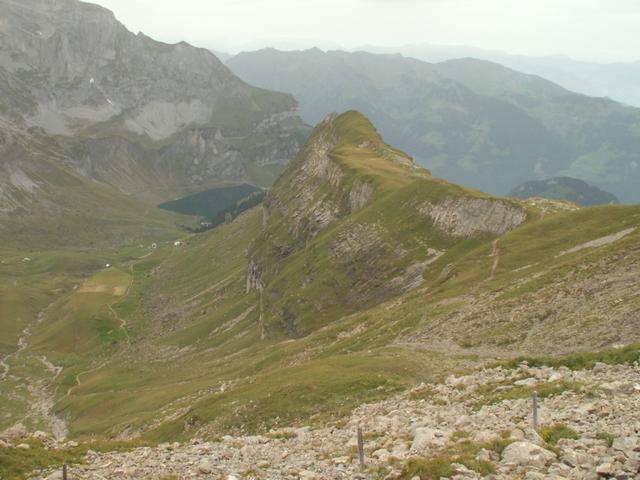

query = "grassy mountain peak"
[248,110,528,337]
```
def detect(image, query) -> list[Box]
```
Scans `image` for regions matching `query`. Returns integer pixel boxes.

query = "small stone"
[411,427,447,452]
[0,424,28,441]
[524,472,546,480]
[593,362,607,372]
[514,377,538,387]
[454,415,472,428]
[562,448,592,468]
[198,460,213,474]
[17,443,30,449]
[372,448,391,461]
[548,372,564,382]
[596,462,615,476]
[599,382,634,395]
[612,437,638,453]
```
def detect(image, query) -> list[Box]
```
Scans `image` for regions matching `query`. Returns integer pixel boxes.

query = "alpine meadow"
[0,1,638,479]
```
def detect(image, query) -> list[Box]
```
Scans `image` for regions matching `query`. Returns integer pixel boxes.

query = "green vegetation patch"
[398,434,510,479]
[540,424,578,445]
[596,432,616,448]
[471,380,583,410]
[499,343,640,371]
[146,353,413,441]
[0,439,148,480]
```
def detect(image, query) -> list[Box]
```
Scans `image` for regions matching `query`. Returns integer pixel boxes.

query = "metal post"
[357,426,365,468]
[532,391,539,431]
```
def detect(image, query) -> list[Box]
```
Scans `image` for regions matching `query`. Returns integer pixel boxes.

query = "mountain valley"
[227,49,640,203]
[0,2,639,479]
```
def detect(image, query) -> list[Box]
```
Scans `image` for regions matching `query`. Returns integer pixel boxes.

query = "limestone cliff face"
[244,111,534,338]
[0,0,309,204]
[418,197,527,238]
[260,113,382,246]
[245,113,382,296]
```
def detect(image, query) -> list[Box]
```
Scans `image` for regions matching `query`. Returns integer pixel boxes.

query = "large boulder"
[501,441,557,469]
[0,423,29,442]
[410,427,448,453]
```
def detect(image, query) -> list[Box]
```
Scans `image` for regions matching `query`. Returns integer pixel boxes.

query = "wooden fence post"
[532,391,539,431]
[357,426,365,468]
[62,464,68,480]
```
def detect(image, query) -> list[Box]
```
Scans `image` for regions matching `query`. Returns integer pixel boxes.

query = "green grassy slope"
[3,111,639,444]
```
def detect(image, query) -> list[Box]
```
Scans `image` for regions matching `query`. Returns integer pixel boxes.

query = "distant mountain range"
[357,44,640,109]
[509,177,619,206]
[227,48,640,203]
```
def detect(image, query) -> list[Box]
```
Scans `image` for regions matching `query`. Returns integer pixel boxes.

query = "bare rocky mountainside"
[1,110,638,479]
[0,0,309,248]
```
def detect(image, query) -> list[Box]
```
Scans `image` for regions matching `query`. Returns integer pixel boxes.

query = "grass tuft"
[498,344,640,371]
[539,424,578,445]
[471,380,583,409]
[596,432,616,447]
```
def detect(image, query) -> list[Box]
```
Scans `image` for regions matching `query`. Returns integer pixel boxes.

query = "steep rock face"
[0,0,309,205]
[261,113,380,246]
[1,0,235,132]
[418,197,527,238]
[246,111,530,338]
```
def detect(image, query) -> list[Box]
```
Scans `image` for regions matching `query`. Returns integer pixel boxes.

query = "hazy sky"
[95,0,640,62]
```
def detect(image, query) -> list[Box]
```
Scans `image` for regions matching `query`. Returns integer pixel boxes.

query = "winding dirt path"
[66,252,154,396]
[490,239,501,279]
[66,359,110,398]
